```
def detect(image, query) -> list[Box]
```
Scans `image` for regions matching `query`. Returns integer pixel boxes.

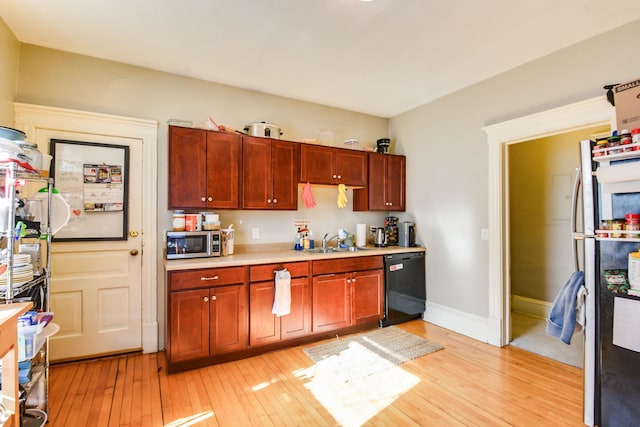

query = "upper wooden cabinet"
[353,152,406,211]
[242,136,299,210]
[168,126,242,209]
[299,144,367,186]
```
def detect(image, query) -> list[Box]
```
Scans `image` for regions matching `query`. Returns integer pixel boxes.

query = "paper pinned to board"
[613,297,640,353]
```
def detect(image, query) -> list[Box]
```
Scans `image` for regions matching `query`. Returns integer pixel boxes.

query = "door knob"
[130,249,139,256]
[129,230,139,238]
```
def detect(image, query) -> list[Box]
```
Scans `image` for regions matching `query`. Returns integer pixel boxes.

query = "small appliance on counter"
[373,227,387,247]
[398,221,416,247]
[385,216,398,246]
[165,230,221,259]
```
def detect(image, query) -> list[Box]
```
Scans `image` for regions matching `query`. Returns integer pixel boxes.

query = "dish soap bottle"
[294,228,303,251]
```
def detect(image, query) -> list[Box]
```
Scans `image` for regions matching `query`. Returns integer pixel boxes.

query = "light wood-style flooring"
[47,320,583,426]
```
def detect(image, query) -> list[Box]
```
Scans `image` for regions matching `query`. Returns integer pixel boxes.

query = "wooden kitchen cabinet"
[312,256,384,333]
[299,143,367,186]
[168,126,242,209]
[249,261,311,346]
[353,152,406,211]
[242,136,299,210]
[167,266,248,365]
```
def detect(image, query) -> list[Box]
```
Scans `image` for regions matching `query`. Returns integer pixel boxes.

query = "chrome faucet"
[322,233,340,249]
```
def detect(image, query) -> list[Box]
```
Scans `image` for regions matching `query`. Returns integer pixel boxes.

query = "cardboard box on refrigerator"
[613,78,640,131]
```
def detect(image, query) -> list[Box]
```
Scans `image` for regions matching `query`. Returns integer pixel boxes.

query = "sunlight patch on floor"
[164,410,215,427]
[296,364,420,426]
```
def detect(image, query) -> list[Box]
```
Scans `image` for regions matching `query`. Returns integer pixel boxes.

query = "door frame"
[482,96,614,347]
[14,102,159,353]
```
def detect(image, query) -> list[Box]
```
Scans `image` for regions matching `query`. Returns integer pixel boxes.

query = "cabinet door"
[168,126,208,209]
[242,136,272,209]
[367,152,388,210]
[351,269,384,325]
[206,132,242,209]
[335,149,367,187]
[386,154,406,211]
[312,273,350,332]
[249,276,310,345]
[281,276,311,339]
[353,153,406,211]
[300,144,335,185]
[271,140,299,210]
[249,281,280,346]
[210,284,248,354]
[169,288,210,362]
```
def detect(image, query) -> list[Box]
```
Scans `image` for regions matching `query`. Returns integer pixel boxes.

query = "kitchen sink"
[306,246,368,254]
[305,247,337,254]
[333,246,369,252]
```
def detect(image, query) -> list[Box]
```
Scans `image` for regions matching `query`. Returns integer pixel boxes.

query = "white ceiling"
[2,0,640,118]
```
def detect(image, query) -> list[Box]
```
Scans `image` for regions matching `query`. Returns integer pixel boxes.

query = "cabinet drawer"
[169,266,247,291]
[250,261,309,282]
[312,256,383,275]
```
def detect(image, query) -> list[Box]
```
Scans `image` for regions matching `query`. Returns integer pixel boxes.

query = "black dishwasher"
[380,252,426,327]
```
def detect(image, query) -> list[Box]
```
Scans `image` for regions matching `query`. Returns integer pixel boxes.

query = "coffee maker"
[398,221,416,247]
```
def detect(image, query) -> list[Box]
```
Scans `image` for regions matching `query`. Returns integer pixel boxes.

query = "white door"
[15,103,159,360]
[32,129,143,360]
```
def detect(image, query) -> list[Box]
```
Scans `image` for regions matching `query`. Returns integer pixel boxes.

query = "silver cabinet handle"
[267,198,272,203]
[203,296,209,302]
[207,197,213,202]
[201,275,219,281]
[201,197,206,202]
[273,198,277,203]
[211,295,217,301]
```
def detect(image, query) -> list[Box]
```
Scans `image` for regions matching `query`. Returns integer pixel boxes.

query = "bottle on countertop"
[294,228,303,251]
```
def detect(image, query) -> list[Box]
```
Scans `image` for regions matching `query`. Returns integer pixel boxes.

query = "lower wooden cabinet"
[312,256,384,333]
[167,267,248,364]
[166,255,385,370]
[249,262,311,346]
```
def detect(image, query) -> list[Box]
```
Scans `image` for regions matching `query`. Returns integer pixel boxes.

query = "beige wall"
[509,126,609,304]
[0,18,18,125]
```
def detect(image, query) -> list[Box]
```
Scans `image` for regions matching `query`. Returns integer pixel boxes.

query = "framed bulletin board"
[50,139,129,241]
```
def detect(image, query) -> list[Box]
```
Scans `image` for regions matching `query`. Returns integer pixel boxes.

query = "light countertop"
[164,243,426,271]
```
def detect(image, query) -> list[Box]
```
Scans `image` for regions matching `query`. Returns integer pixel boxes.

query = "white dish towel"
[272,269,291,317]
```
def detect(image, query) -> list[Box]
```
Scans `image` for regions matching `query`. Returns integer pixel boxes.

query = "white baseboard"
[422,301,490,343]
[511,295,551,319]
[142,321,159,354]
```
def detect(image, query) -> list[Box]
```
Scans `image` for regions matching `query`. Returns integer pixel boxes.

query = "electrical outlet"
[252,228,260,239]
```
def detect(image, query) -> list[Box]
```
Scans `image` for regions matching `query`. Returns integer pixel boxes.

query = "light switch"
[252,228,260,239]
[481,228,489,240]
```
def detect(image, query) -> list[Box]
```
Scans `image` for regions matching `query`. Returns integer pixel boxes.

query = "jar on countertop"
[172,210,186,231]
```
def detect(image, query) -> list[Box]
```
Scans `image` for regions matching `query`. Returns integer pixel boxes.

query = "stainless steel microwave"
[165,230,221,259]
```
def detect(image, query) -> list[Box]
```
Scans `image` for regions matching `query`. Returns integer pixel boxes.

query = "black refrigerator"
[577,139,640,426]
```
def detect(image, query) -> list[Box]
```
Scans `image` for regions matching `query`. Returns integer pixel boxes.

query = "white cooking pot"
[243,122,283,139]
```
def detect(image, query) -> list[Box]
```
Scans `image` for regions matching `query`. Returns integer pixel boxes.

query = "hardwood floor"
[47,320,583,426]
